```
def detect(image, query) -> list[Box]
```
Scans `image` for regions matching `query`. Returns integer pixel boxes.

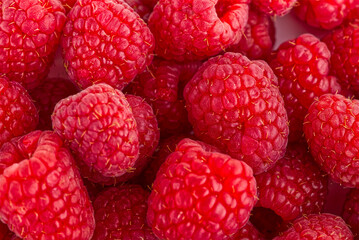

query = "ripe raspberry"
[93,184,156,239]
[294,0,352,29]
[273,213,354,240]
[61,0,155,90]
[303,94,359,188]
[0,130,95,239]
[252,0,297,16]
[78,94,160,185]
[343,189,359,238]
[127,58,202,136]
[256,144,328,221]
[148,0,250,61]
[270,33,344,142]
[231,222,264,240]
[52,83,140,178]
[0,0,66,90]
[227,8,275,60]
[0,77,38,148]
[147,138,257,240]
[184,52,289,174]
[347,0,359,21]
[29,77,78,130]
[322,21,359,95]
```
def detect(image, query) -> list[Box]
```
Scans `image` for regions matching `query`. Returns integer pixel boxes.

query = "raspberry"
[270,34,344,142]
[0,0,66,90]
[184,52,289,174]
[303,94,359,188]
[231,221,264,240]
[0,130,95,239]
[252,0,297,16]
[93,184,156,239]
[29,77,78,130]
[61,0,155,90]
[73,94,159,185]
[148,0,250,61]
[294,0,352,29]
[147,138,257,240]
[126,58,202,136]
[322,21,359,95]
[273,213,354,239]
[343,189,359,238]
[256,144,328,221]
[227,8,275,60]
[0,77,38,148]
[52,83,140,178]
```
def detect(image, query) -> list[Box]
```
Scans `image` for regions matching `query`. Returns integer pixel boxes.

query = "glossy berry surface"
[0,77,38,148]
[270,33,343,142]
[0,131,95,239]
[0,0,66,90]
[148,0,250,61]
[252,0,297,16]
[62,0,155,90]
[303,94,359,188]
[93,184,156,239]
[52,83,140,178]
[184,52,289,174]
[147,138,257,240]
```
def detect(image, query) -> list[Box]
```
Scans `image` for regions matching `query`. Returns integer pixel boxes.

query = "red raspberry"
[294,0,352,29]
[231,222,264,240]
[303,94,359,188]
[322,21,359,95]
[0,77,38,148]
[52,83,140,178]
[184,52,289,174]
[29,77,78,130]
[343,189,359,238]
[74,94,159,185]
[0,0,66,90]
[273,213,354,239]
[256,144,328,221]
[270,34,344,142]
[148,0,250,61]
[0,130,95,239]
[252,0,297,16]
[147,138,257,240]
[227,8,275,60]
[127,58,202,136]
[93,184,156,239]
[347,0,359,21]
[61,0,155,90]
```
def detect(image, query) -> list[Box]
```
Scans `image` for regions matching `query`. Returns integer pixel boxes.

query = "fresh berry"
[126,58,202,136]
[0,0,66,90]
[294,0,352,29]
[273,213,354,240]
[303,93,359,188]
[0,130,95,239]
[148,0,250,61]
[270,33,344,142]
[52,83,140,178]
[227,8,275,60]
[184,52,289,174]
[61,0,155,90]
[29,77,78,130]
[347,0,359,21]
[322,21,359,95]
[256,144,328,221]
[231,221,264,240]
[0,77,38,148]
[93,184,156,239]
[343,189,359,238]
[252,0,297,16]
[147,138,257,240]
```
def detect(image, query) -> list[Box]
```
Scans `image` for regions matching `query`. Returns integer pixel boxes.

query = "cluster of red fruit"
[0,0,358,239]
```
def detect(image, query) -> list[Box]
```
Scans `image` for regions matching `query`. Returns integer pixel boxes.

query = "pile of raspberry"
[0,0,358,239]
